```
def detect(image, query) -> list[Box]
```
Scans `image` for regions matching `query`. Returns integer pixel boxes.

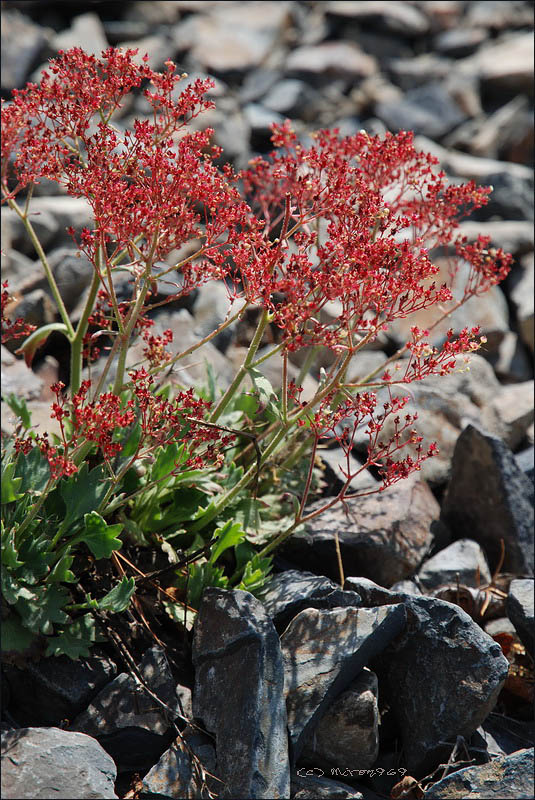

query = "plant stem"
[70,264,101,395]
[209,307,272,423]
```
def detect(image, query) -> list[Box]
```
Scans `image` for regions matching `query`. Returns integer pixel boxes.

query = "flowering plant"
[1,48,512,658]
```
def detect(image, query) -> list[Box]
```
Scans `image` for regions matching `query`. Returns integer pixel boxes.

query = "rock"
[456,220,534,257]
[318,446,379,494]
[507,578,534,657]
[388,54,452,92]
[466,1,535,30]
[243,102,285,150]
[417,538,492,591]
[2,288,56,333]
[3,652,116,728]
[71,645,184,735]
[510,252,534,354]
[433,26,487,58]
[471,170,534,222]
[457,31,534,94]
[480,714,535,758]
[191,281,241,353]
[489,382,535,451]
[1,727,118,799]
[300,668,379,770]
[1,9,50,91]
[115,35,171,71]
[444,95,531,162]
[347,581,509,775]
[441,425,534,575]
[281,603,406,761]
[192,588,290,799]
[282,473,439,587]
[97,727,175,775]
[376,82,466,139]
[292,771,364,799]
[485,330,534,384]
[412,135,534,184]
[257,569,362,633]
[45,247,95,313]
[140,725,218,799]
[1,205,59,257]
[262,79,320,121]
[286,42,377,80]
[52,13,108,57]
[485,617,517,637]
[515,447,534,483]
[1,347,44,401]
[325,1,430,36]
[423,747,535,799]
[174,3,292,74]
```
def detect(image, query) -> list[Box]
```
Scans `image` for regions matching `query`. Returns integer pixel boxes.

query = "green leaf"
[1,523,23,571]
[15,322,70,367]
[15,583,70,635]
[117,421,142,461]
[186,562,228,609]
[45,614,100,660]
[47,554,76,583]
[1,461,23,504]
[14,446,50,495]
[17,531,55,581]
[98,576,135,613]
[237,554,272,594]
[58,464,110,536]
[233,391,259,418]
[248,367,277,404]
[1,569,23,605]
[80,512,123,559]
[5,393,32,430]
[151,442,185,483]
[209,519,246,564]
[1,614,38,655]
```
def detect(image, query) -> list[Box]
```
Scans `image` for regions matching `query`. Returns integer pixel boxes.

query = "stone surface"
[281,603,406,761]
[291,771,364,799]
[1,346,44,401]
[347,582,509,775]
[257,569,362,633]
[441,425,534,575]
[52,12,108,57]
[286,42,377,79]
[510,252,534,354]
[1,9,50,91]
[192,588,290,799]
[71,645,183,738]
[489,381,535,450]
[423,747,534,799]
[457,31,534,94]
[3,652,116,728]
[140,725,218,799]
[507,578,535,657]
[300,668,379,770]
[1,727,118,799]
[376,82,466,139]
[417,538,492,591]
[326,0,429,36]
[282,473,439,587]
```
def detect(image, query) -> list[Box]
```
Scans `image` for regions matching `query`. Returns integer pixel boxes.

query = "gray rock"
[325,1,430,36]
[485,617,516,637]
[510,252,534,354]
[3,652,116,728]
[480,714,535,758]
[472,170,534,222]
[515,447,534,483]
[257,569,362,633]
[348,581,509,774]
[423,747,534,799]
[1,9,50,91]
[140,725,218,799]
[70,646,184,737]
[46,248,95,312]
[441,425,534,575]
[376,82,466,140]
[281,603,406,761]
[192,588,290,799]
[286,42,377,80]
[2,205,59,257]
[301,668,379,770]
[1,727,117,799]
[1,347,44,400]
[457,31,534,94]
[456,219,534,257]
[262,79,320,121]
[433,26,488,58]
[318,447,379,494]
[417,538,492,591]
[292,771,364,799]
[52,13,108,57]
[191,281,241,353]
[489,382,535,451]
[507,578,534,657]
[281,473,439,587]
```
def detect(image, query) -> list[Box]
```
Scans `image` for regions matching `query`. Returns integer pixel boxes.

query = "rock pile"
[1,1,534,798]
